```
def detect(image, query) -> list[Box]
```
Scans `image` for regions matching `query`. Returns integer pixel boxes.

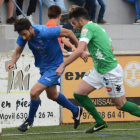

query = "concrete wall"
[0,24,140,52]
[0,0,139,52]
[0,0,137,25]
[100,25,140,51]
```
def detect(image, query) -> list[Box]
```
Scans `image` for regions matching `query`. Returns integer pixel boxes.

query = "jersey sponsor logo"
[95,48,105,60]
[106,87,112,92]
[38,39,43,44]
[124,61,140,87]
[81,28,88,37]
[81,28,88,33]
[37,47,45,52]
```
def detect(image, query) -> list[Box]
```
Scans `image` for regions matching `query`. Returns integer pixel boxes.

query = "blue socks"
[55,92,78,116]
[27,93,78,123]
[27,98,40,123]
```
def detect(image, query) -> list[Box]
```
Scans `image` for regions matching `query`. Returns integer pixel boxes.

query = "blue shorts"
[38,67,61,87]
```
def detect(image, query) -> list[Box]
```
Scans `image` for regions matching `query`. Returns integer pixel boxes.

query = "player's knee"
[115,105,121,110]
[115,104,124,110]
[47,92,58,100]
[30,89,39,100]
[47,94,52,100]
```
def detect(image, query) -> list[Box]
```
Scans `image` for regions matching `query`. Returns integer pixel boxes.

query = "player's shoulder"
[83,22,102,33]
[82,22,93,31]
[32,24,45,32]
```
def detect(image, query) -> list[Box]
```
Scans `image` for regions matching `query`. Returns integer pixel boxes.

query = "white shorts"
[83,64,125,98]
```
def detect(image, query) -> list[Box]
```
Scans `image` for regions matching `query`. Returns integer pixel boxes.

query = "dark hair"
[48,5,62,19]
[14,18,32,33]
[69,7,89,21]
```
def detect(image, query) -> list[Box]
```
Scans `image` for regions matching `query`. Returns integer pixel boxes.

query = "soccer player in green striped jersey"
[56,7,140,133]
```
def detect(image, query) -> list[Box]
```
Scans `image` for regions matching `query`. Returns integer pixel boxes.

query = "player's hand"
[80,51,88,63]
[62,48,68,53]
[6,64,14,72]
[56,65,65,76]
[71,46,76,52]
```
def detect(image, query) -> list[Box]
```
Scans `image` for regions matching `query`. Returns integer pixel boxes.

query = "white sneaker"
[17,14,24,20]
[27,15,34,24]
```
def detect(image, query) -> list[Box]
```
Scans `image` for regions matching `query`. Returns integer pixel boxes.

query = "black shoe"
[86,121,108,133]
[11,17,16,22]
[7,17,15,25]
[61,11,69,19]
[60,18,70,25]
[91,19,96,23]
[17,119,33,132]
[60,12,69,25]
[133,19,140,25]
[0,13,2,25]
[97,19,110,25]
[0,19,2,25]
[73,106,84,129]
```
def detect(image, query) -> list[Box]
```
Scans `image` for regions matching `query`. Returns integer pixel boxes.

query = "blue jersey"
[16,25,64,73]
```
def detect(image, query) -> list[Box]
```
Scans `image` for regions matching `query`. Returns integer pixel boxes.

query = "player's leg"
[17,82,47,132]
[112,95,140,117]
[104,63,140,124]
[74,69,107,133]
[45,85,83,129]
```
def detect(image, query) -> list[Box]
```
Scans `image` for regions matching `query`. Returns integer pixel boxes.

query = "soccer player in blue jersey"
[6,18,88,132]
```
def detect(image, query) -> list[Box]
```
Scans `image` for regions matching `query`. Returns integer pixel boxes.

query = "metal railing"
[11,0,42,25]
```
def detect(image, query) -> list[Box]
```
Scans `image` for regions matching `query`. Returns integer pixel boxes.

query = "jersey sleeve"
[41,26,61,39]
[79,28,93,44]
[16,35,27,47]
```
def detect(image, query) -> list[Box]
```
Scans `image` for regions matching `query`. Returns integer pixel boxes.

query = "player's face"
[71,17,82,31]
[19,28,34,41]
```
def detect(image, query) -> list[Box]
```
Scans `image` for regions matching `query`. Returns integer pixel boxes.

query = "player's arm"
[139,0,140,9]
[59,28,79,48]
[60,42,68,53]
[60,27,88,61]
[61,37,76,51]
[56,41,87,76]
[6,45,24,71]
[111,43,114,51]
[109,38,114,51]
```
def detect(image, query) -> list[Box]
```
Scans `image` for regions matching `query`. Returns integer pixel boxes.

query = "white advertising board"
[0,53,60,128]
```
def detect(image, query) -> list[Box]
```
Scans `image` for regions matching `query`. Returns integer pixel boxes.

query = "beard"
[27,31,34,41]
[77,21,83,31]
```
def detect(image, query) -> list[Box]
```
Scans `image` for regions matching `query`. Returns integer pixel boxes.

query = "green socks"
[74,92,140,123]
[74,93,104,124]
[120,101,140,117]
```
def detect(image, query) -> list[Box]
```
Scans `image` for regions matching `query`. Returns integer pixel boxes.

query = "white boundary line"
[2,128,140,136]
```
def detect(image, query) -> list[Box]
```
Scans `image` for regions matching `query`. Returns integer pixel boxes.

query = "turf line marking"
[94,133,140,138]
[2,128,140,138]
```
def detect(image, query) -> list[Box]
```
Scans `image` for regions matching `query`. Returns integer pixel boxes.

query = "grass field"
[1,122,140,140]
